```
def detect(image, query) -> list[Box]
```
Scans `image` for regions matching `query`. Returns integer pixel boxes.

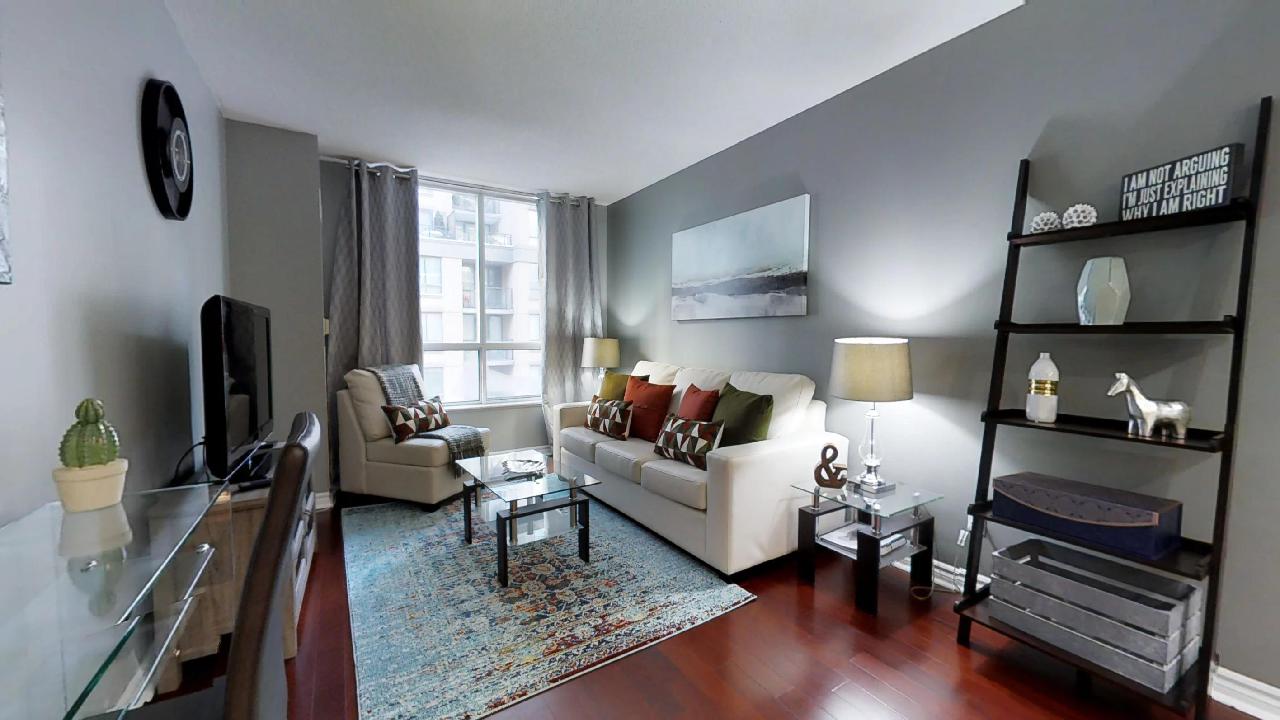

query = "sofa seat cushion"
[366,426,491,468]
[640,460,709,510]
[595,438,661,483]
[560,425,612,462]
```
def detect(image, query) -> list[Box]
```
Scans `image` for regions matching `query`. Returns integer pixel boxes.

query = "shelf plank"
[955,595,1198,712]
[1008,200,1251,246]
[996,318,1236,335]
[983,409,1226,453]
[969,503,1213,580]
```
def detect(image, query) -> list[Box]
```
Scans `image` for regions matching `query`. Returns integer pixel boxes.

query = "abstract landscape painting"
[0,51,10,285]
[672,194,809,320]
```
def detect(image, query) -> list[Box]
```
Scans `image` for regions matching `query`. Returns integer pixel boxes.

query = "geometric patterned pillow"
[653,413,724,470]
[584,395,633,440]
[382,396,450,443]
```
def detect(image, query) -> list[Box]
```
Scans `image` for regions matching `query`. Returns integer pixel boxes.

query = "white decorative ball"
[1062,203,1098,228]
[1030,211,1062,234]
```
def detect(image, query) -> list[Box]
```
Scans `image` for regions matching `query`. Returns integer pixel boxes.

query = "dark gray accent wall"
[226,121,330,492]
[0,1,228,524]
[607,0,1280,682]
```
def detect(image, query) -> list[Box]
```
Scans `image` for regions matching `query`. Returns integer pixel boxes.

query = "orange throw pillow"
[677,385,720,422]
[623,376,676,442]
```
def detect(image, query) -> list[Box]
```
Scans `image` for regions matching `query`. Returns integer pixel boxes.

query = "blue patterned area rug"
[342,498,754,720]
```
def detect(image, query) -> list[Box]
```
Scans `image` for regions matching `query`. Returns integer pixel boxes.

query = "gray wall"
[607,0,1280,683]
[226,121,330,492]
[0,1,227,524]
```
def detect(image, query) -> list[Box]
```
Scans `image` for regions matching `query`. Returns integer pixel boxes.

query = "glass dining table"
[0,481,229,720]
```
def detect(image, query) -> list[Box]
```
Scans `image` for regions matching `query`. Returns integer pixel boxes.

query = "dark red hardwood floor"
[287,509,1249,720]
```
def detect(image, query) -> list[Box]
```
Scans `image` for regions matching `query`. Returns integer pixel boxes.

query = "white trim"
[447,398,543,412]
[315,492,333,511]
[1210,666,1280,719]
[890,555,990,593]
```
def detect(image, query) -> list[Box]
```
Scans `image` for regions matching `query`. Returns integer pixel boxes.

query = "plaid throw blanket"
[418,425,486,476]
[364,364,424,406]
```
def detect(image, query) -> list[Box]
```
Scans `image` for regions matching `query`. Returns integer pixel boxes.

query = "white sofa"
[337,368,490,505]
[553,360,848,575]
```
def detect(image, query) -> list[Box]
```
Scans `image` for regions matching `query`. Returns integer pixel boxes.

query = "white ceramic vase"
[52,458,128,513]
[1077,257,1130,325]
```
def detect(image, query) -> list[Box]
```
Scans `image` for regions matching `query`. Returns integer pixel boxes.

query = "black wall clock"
[141,79,193,220]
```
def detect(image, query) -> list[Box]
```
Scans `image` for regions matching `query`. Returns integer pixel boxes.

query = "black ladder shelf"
[953,96,1271,719]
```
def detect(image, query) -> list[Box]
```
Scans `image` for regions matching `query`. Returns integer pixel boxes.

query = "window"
[417,182,543,404]
[419,256,442,297]
[421,312,443,343]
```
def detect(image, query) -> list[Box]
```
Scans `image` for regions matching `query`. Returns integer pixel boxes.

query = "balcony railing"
[485,287,513,310]
[486,233,513,247]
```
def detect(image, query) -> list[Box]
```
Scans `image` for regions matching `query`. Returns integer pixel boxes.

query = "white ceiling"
[165,0,1020,204]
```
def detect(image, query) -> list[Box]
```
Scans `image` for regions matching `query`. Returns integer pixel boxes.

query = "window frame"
[418,179,543,406]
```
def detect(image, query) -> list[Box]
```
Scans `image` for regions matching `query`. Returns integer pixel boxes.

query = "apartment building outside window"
[417,182,542,404]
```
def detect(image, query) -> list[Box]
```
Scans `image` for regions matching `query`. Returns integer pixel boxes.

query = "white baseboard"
[889,555,989,593]
[884,559,1280,718]
[1210,666,1280,719]
[315,491,333,511]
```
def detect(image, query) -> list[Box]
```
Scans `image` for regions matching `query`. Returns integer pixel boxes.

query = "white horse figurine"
[1106,372,1191,439]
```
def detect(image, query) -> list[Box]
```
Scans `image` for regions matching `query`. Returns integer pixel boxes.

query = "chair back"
[224,412,320,720]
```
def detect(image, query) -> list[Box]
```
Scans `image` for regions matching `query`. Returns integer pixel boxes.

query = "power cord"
[170,440,206,485]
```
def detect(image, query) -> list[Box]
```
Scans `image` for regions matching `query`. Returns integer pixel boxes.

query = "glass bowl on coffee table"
[791,480,943,615]
[455,448,601,587]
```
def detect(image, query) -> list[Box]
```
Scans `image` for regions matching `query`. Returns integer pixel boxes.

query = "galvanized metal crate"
[992,539,1203,638]
[989,596,1200,692]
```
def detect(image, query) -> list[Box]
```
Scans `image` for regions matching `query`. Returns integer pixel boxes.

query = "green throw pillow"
[598,371,645,401]
[711,383,773,446]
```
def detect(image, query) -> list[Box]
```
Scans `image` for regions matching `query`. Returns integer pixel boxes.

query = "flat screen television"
[201,295,273,480]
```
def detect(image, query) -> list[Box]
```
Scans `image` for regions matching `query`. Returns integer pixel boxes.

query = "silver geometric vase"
[1077,257,1131,325]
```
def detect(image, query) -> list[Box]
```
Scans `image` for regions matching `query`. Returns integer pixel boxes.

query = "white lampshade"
[581,337,620,369]
[830,337,913,402]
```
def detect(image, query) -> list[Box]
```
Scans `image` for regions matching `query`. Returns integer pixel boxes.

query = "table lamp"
[581,337,619,383]
[830,337,913,494]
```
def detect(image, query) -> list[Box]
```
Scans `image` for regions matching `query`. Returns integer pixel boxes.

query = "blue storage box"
[992,473,1182,560]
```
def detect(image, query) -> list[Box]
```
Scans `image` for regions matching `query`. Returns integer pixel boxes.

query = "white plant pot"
[52,458,128,513]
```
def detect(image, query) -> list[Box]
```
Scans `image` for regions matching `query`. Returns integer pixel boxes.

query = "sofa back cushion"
[585,396,633,440]
[712,383,774,446]
[624,377,677,442]
[631,360,680,385]
[727,370,815,438]
[345,367,427,442]
[670,367,731,414]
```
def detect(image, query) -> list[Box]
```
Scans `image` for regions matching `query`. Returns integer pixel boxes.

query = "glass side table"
[792,481,942,615]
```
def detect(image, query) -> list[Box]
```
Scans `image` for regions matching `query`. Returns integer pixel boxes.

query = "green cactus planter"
[52,398,129,512]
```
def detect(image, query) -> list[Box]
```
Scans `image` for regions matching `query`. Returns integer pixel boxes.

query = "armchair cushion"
[366,427,491,468]
[381,397,448,443]
[344,367,427,442]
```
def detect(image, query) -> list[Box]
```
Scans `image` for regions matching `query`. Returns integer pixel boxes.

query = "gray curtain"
[326,161,421,484]
[540,193,604,437]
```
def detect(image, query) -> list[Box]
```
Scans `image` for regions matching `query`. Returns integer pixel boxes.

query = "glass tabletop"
[791,480,943,518]
[0,481,228,720]
[456,447,601,504]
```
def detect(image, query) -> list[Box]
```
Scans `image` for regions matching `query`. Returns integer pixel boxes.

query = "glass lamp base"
[856,466,896,495]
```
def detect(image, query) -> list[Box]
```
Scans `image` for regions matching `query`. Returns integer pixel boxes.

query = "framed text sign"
[1119,144,1244,221]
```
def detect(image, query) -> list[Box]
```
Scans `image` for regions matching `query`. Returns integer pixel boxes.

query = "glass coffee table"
[455,448,601,587]
[792,480,942,615]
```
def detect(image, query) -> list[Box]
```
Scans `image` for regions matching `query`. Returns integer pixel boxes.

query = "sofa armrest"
[704,431,850,574]
[550,401,591,469]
